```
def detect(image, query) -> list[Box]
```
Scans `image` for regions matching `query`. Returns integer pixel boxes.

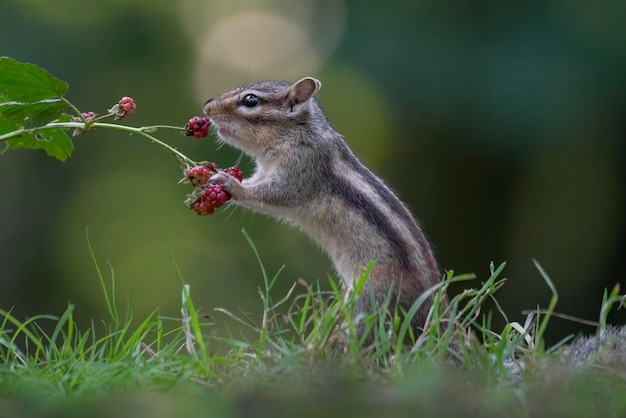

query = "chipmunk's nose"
[203,98,214,115]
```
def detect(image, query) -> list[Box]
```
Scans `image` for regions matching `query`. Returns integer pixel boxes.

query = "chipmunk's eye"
[241,94,259,108]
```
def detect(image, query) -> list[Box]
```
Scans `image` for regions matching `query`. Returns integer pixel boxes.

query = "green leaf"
[4,126,73,162]
[0,117,17,134]
[0,98,67,127]
[0,58,73,161]
[0,57,68,101]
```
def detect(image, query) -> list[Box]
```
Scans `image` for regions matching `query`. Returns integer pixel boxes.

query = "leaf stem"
[61,97,87,122]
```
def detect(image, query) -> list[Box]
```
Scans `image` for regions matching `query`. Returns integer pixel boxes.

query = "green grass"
[1,235,625,418]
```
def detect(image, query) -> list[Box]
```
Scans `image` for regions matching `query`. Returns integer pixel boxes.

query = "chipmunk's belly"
[287,202,397,285]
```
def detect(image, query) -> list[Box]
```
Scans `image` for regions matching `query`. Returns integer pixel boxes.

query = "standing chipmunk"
[204,77,442,341]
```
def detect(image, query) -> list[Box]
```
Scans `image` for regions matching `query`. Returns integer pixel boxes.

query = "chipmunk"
[203,77,443,341]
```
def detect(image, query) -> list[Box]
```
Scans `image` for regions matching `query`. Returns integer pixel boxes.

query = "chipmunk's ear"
[287,77,321,108]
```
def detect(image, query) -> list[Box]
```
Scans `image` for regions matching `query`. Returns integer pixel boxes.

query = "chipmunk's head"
[203,77,322,158]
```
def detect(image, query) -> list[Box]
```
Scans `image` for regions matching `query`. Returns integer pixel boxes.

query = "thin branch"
[0,121,197,168]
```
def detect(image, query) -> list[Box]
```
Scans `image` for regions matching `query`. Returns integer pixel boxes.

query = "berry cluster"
[184,116,211,138]
[223,166,244,182]
[118,96,136,116]
[109,96,136,119]
[82,111,96,123]
[187,165,212,187]
[185,162,220,186]
[192,184,230,216]
[186,163,244,216]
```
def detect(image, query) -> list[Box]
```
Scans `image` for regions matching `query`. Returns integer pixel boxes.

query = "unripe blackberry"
[118,97,136,115]
[192,200,214,216]
[185,116,211,138]
[82,112,96,123]
[187,166,212,186]
[224,166,244,182]
[109,96,136,119]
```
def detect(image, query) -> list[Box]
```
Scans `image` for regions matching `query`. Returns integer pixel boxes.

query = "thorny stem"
[0,121,198,169]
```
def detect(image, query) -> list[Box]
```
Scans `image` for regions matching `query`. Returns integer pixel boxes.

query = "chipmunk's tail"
[561,326,626,369]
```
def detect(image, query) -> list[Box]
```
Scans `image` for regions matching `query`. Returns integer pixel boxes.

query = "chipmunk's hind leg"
[353,280,433,347]
[353,282,401,347]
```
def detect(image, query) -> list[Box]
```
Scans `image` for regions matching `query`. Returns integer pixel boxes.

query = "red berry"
[82,112,96,123]
[224,166,244,182]
[202,184,230,208]
[184,116,211,139]
[190,183,231,216]
[187,166,212,186]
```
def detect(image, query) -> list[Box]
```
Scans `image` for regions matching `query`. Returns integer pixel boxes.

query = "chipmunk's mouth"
[208,118,246,149]
[211,121,238,144]
[216,126,235,140]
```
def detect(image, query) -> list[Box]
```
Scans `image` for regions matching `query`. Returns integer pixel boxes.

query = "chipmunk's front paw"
[210,171,244,198]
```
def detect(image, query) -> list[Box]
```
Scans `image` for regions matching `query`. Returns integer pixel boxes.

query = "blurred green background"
[1,0,624,343]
